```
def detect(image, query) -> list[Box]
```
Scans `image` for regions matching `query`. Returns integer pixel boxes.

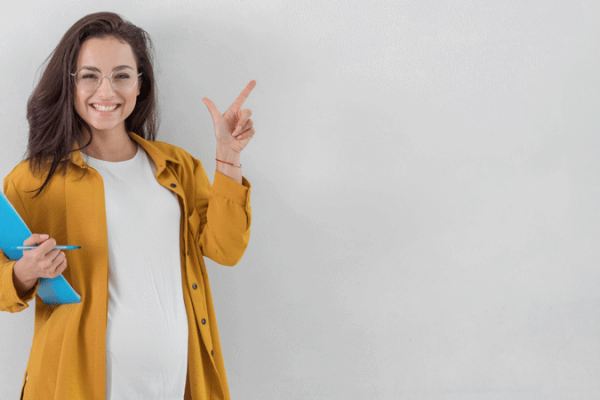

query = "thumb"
[23,233,49,246]
[202,97,221,123]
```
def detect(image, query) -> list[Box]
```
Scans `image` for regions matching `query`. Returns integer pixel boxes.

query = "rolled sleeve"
[211,171,251,208]
[0,256,38,312]
[195,169,252,267]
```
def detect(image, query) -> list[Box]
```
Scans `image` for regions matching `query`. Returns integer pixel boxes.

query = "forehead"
[77,37,137,71]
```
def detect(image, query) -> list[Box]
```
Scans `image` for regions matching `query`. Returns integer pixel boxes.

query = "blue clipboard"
[0,191,81,305]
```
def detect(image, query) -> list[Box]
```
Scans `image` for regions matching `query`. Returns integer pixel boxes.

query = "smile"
[90,103,121,112]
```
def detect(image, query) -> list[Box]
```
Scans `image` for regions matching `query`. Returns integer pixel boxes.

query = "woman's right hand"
[13,234,67,291]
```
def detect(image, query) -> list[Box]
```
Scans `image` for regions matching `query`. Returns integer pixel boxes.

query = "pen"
[13,245,82,250]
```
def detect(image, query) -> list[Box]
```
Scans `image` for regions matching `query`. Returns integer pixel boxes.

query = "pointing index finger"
[229,80,256,113]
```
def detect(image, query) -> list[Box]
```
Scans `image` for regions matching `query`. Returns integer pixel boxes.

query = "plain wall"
[1,1,600,399]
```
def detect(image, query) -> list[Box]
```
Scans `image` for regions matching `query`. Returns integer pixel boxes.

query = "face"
[73,36,140,138]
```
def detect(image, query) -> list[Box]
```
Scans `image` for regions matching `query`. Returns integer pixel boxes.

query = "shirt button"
[211,350,214,356]
[170,183,177,188]
[202,318,207,325]
[192,283,198,290]
[17,303,24,307]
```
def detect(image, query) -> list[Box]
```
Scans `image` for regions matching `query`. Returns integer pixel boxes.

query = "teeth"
[92,104,118,112]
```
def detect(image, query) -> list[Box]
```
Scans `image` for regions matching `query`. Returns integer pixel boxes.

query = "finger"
[42,249,61,265]
[24,238,57,260]
[240,118,253,132]
[227,80,256,114]
[48,250,65,263]
[233,110,253,137]
[37,238,58,256]
[23,233,50,246]
[51,253,67,278]
[235,119,254,138]
[40,258,65,279]
[236,127,255,141]
[202,97,222,123]
[43,251,65,278]
[56,258,68,277]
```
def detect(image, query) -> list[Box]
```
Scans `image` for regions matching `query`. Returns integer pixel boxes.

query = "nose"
[96,76,115,97]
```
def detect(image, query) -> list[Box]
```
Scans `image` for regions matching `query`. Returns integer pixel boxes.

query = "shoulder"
[142,139,204,172]
[4,160,45,192]
[150,140,193,160]
[5,159,31,179]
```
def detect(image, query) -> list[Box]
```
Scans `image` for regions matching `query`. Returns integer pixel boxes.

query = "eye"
[114,73,131,80]
[81,73,99,80]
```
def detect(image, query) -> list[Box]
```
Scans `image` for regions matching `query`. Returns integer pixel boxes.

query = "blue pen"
[13,245,82,250]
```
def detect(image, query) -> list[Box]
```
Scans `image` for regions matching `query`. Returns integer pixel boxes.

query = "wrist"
[215,147,243,184]
[13,261,37,295]
[216,159,242,168]
[216,146,240,163]
[13,260,34,284]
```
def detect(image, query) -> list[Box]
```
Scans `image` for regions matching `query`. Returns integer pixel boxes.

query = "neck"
[81,128,138,162]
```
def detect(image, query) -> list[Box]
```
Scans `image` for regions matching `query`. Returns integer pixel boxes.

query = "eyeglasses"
[71,68,142,92]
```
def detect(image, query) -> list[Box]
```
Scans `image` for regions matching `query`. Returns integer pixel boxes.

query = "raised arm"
[189,157,251,267]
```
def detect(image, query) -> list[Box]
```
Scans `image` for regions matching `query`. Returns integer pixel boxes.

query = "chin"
[87,122,126,135]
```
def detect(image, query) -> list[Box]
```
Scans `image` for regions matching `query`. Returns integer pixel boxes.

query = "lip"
[89,103,121,113]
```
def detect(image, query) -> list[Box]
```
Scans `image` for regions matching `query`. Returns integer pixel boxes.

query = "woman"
[0,11,255,400]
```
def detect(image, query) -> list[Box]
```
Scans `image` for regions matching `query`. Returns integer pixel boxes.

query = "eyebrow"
[80,65,135,72]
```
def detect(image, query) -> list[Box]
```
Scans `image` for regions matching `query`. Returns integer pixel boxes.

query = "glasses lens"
[74,70,138,92]
[75,70,100,92]
[112,71,137,91]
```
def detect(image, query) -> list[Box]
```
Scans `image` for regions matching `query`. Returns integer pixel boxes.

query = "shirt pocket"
[187,208,205,240]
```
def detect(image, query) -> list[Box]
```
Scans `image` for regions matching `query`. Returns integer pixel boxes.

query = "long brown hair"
[25,11,158,198]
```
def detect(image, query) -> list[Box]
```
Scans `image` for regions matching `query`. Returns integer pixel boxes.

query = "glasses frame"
[71,68,143,92]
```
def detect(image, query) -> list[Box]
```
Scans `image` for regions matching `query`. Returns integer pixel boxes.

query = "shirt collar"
[69,131,180,169]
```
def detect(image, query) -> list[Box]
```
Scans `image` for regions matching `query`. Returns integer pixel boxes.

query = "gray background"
[1,1,600,399]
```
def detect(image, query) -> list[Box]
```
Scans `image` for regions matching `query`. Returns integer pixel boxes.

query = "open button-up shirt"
[0,131,251,399]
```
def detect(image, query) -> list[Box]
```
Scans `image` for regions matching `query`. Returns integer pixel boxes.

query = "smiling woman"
[73,37,142,161]
[25,12,158,189]
[1,11,256,400]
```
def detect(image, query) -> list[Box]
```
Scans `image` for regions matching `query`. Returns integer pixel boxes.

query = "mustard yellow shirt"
[0,132,251,400]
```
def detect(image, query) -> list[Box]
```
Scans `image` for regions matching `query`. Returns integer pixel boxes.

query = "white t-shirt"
[83,144,189,400]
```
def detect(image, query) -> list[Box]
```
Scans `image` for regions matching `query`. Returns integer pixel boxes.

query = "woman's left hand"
[202,80,257,154]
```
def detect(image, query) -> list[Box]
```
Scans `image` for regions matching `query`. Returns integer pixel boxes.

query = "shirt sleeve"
[0,177,39,312]
[191,157,251,266]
